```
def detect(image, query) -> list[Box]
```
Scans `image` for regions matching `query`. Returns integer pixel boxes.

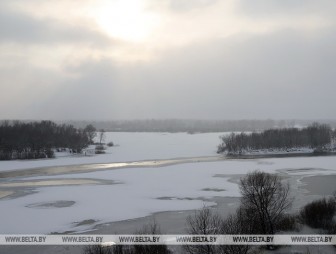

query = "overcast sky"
[1,0,335,120]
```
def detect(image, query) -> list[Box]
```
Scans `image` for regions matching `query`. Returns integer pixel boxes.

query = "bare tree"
[99,129,106,145]
[219,207,252,254]
[83,244,121,254]
[184,206,223,254]
[84,124,97,144]
[239,171,292,235]
[133,220,171,254]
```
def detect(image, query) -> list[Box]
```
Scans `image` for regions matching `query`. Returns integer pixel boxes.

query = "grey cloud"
[1,24,336,120]
[0,62,64,119]
[105,28,336,119]
[237,0,336,17]
[0,7,112,46]
[23,60,122,120]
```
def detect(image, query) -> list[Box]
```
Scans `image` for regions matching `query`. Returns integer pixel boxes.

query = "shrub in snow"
[300,197,336,229]
[83,221,171,254]
[95,145,106,154]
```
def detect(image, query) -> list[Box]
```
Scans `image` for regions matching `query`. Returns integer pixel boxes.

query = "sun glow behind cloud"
[6,0,331,64]
[1,0,336,119]
[90,0,161,43]
[87,0,333,59]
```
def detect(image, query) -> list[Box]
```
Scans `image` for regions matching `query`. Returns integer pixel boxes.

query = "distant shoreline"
[2,152,336,179]
[225,151,336,159]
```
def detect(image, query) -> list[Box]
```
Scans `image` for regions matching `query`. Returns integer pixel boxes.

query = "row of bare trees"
[218,123,334,154]
[0,121,97,160]
[83,222,171,254]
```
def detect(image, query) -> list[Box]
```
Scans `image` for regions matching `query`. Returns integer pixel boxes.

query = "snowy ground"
[0,132,336,235]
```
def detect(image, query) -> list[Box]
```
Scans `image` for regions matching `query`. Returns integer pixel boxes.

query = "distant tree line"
[218,123,334,154]
[0,121,96,160]
[58,119,336,133]
[60,119,297,133]
[4,119,336,133]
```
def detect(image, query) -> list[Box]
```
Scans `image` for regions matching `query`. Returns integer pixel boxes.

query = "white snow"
[1,133,336,234]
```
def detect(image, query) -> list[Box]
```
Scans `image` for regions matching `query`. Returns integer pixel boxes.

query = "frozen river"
[0,132,336,235]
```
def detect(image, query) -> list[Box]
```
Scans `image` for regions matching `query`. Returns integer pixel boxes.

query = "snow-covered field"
[0,132,336,234]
